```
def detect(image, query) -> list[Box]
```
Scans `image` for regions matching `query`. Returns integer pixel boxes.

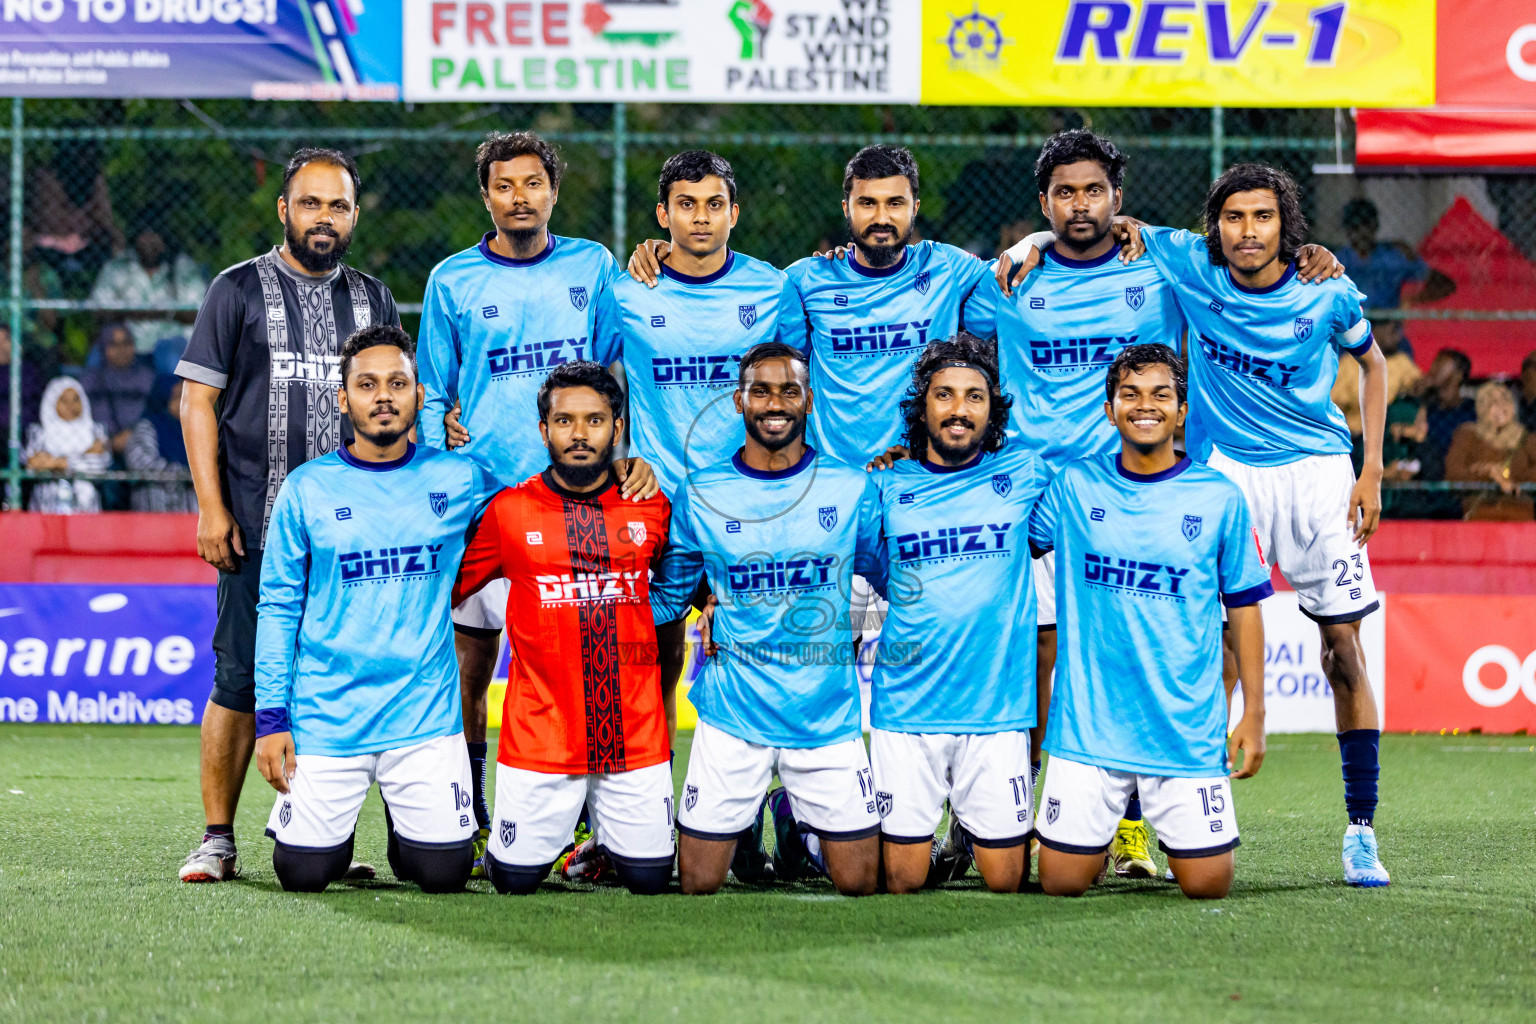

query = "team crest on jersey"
[1294,316,1314,341]
[1182,514,1203,541]
[429,491,448,518]
[913,271,931,294]
[818,506,838,531]
[1045,797,1060,824]
[738,304,758,328]
[992,473,1012,497]
[875,791,893,817]
[684,784,698,811]
[627,521,647,547]
[279,800,291,828]
[569,287,589,311]
[1125,285,1145,310]
[499,819,516,846]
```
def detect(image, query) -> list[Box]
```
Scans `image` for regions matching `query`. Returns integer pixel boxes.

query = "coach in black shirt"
[174,148,400,883]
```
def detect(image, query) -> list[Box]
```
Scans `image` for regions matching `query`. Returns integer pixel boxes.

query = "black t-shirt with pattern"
[176,249,400,550]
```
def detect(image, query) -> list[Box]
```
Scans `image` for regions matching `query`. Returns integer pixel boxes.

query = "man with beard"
[254,325,497,894]
[864,334,1050,894]
[454,362,675,896]
[417,132,657,871]
[650,342,885,896]
[176,148,400,883]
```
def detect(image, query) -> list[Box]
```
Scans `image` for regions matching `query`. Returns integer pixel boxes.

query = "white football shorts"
[870,728,1033,846]
[676,719,880,842]
[1209,449,1379,624]
[452,577,510,633]
[1032,551,1056,629]
[265,733,474,850]
[1035,755,1239,859]
[485,760,675,868]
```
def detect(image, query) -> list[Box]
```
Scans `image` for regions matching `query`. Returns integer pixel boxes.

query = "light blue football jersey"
[650,447,884,748]
[1140,227,1374,467]
[591,250,805,494]
[255,443,500,757]
[418,233,621,486]
[784,241,990,466]
[963,245,1186,473]
[1029,454,1273,776]
[869,445,1051,733]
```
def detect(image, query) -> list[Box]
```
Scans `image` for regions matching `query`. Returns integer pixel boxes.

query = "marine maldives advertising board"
[0,584,212,725]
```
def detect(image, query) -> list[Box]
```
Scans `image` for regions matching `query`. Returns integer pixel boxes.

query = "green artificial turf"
[1,727,1532,1023]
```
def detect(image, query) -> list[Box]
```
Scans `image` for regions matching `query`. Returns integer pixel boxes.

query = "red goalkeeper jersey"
[453,469,672,775]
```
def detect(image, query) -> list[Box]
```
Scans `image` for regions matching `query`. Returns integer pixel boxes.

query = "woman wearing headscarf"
[21,376,112,513]
[1445,381,1536,521]
[124,375,196,512]
[79,321,154,456]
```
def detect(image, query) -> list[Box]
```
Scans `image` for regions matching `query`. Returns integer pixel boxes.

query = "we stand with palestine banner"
[2,0,1444,105]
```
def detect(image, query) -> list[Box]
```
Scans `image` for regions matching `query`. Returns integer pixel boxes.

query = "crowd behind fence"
[5,100,1536,518]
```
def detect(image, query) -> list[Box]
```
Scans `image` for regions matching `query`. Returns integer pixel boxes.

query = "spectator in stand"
[1380,396,1432,518]
[1338,198,1457,311]
[22,230,65,348]
[1338,198,1456,363]
[80,322,154,458]
[1417,348,1476,482]
[28,142,124,294]
[1519,350,1536,433]
[124,375,196,513]
[89,226,207,355]
[1332,317,1422,472]
[1445,382,1536,521]
[0,324,45,451]
[22,376,111,513]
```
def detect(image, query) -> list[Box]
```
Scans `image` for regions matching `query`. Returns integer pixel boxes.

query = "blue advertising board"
[0,584,215,725]
[0,0,399,98]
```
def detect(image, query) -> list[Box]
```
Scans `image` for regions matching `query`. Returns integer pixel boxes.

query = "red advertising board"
[1385,595,1536,733]
[1437,0,1536,106]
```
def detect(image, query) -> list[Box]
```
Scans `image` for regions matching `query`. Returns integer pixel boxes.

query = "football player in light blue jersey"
[651,342,885,897]
[866,335,1050,894]
[593,151,804,744]
[419,131,622,486]
[415,132,657,866]
[254,326,498,894]
[593,151,804,495]
[1030,344,1270,901]
[1121,165,1392,888]
[785,145,991,466]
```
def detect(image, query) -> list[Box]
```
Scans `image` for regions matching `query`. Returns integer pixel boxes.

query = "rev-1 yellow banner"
[920,1,1435,107]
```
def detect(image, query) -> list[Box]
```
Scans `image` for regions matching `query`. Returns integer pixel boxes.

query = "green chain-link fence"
[5,100,1535,514]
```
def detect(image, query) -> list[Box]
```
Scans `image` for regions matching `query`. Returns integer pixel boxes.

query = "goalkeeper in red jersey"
[453,361,675,895]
